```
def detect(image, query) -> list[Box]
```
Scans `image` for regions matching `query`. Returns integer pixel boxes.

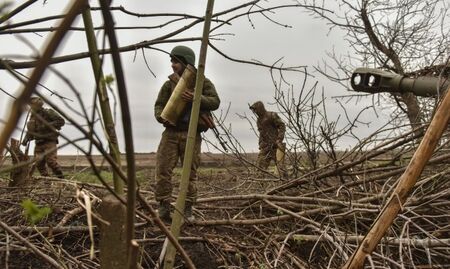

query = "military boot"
[37,168,49,177]
[54,169,64,179]
[158,200,171,222]
[184,201,195,222]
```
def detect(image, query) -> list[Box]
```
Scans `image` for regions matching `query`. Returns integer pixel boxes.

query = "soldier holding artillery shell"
[154,45,220,222]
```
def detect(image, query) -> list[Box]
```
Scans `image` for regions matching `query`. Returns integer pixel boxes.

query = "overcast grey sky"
[0,1,387,155]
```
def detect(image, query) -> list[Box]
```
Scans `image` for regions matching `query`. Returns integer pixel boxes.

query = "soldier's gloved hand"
[181,90,194,102]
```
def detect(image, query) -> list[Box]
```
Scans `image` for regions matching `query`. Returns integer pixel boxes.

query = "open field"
[1,149,449,268]
[2,152,259,169]
[0,153,274,269]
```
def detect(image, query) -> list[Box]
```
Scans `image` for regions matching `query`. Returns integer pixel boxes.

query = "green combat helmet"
[170,45,196,66]
[30,96,44,107]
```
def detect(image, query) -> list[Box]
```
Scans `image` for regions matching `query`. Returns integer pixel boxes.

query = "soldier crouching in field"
[22,97,65,178]
[154,45,220,222]
[250,101,288,179]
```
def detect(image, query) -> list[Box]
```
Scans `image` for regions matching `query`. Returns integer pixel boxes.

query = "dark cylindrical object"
[351,67,449,97]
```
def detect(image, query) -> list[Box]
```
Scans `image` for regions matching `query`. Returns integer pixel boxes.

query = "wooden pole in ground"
[97,195,127,269]
[98,1,137,268]
[82,5,130,269]
[8,138,30,186]
[82,5,124,194]
[342,85,450,268]
[163,1,215,269]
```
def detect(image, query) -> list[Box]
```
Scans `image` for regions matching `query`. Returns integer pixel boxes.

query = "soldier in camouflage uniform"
[22,97,65,178]
[249,101,288,178]
[154,45,220,221]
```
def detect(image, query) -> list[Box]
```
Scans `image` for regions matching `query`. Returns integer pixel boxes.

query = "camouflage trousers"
[34,141,63,177]
[155,128,202,203]
[257,146,287,177]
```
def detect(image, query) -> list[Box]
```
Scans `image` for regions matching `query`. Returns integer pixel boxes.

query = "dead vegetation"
[1,126,449,268]
[1,1,450,268]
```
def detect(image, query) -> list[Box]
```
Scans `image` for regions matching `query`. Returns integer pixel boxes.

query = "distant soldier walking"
[22,97,65,178]
[250,101,288,178]
[154,45,220,221]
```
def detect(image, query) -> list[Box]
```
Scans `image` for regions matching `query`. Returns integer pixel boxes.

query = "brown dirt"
[1,152,257,169]
[0,153,264,269]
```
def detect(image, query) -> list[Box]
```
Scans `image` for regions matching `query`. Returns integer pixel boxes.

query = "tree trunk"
[163,1,215,268]
[9,138,31,187]
[342,83,450,269]
[98,194,127,269]
[400,92,423,130]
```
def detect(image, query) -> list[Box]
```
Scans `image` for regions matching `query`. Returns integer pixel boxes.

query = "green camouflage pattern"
[154,73,220,203]
[250,101,286,150]
[25,107,65,144]
[34,141,63,178]
[154,129,201,202]
[24,105,65,178]
[154,76,220,131]
[250,101,287,176]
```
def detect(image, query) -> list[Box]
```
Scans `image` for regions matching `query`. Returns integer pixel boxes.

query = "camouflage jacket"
[154,74,220,131]
[25,107,65,144]
[256,111,286,150]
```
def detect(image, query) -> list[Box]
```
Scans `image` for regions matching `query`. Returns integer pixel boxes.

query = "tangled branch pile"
[1,127,449,269]
[0,1,449,268]
[191,128,450,268]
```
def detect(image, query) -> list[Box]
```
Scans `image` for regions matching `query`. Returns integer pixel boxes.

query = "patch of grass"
[172,166,228,176]
[198,167,228,173]
[71,170,114,184]
[70,168,152,185]
[21,199,52,225]
[0,171,10,181]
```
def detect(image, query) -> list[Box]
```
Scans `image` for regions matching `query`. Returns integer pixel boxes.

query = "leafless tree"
[302,0,450,129]
[1,1,449,269]
[0,1,328,268]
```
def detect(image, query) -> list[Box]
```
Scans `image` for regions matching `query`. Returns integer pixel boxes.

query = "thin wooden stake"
[82,5,124,194]
[343,85,450,268]
[163,1,215,269]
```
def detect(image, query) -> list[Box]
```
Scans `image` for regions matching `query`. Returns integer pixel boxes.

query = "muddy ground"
[3,151,448,268]
[0,153,280,269]
[48,152,258,169]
